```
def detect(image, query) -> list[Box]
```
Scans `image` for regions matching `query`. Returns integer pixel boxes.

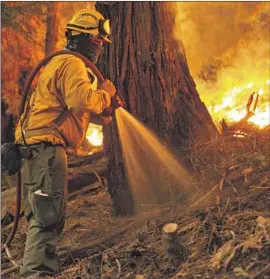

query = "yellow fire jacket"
[15,54,110,151]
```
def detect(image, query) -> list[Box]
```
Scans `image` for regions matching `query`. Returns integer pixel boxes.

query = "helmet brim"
[102,36,112,44]
[66,27,111,43]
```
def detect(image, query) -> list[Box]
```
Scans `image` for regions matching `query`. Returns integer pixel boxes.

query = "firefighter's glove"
[99,79,116,98]
[100,90,111,109]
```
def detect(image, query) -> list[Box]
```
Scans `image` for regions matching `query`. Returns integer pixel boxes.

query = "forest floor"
[1,134,270,279]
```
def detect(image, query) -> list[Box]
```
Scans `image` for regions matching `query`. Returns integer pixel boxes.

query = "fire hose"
[1,50,123,255]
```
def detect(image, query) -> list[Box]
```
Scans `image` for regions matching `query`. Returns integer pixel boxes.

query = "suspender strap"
[24,128,55,137]
[22,127,68,148]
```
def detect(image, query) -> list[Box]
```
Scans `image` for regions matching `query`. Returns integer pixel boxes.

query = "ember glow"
[86,123,103,146]
[249,106,270,128]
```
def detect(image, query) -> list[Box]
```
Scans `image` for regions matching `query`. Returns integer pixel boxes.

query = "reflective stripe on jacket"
[15,54,110,150]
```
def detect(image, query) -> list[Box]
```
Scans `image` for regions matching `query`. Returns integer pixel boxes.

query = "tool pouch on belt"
[1,143,22,176]
[1,141,33,176]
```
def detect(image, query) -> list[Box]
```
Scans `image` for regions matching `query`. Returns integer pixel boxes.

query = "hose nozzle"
[102,94,124,116]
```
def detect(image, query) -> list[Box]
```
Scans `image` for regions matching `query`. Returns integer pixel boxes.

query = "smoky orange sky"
[173,2,270,126]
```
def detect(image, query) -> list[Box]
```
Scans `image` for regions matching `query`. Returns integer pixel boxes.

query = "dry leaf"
[233,267,249,277]
[242,236,263,253]
[211,240,235,269]
[241,216,270,253]
[256,216,270,240]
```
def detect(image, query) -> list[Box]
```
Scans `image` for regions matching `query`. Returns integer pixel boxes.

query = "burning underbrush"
[207,80,269,131]
[204,83,269,150]
[205,80,269,149]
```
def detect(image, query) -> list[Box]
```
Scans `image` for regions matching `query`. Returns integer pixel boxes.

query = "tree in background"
[1,2,92,140]
[45,2,62,55]
[1,2,47,142]
[96,2,218,215]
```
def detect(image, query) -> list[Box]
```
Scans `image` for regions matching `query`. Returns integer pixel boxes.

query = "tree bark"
[96,2,218,216]
[45,2,62,55]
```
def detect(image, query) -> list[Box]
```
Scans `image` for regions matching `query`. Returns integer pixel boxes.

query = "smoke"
[173,2,270,112]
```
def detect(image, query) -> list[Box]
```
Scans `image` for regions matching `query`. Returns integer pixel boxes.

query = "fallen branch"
[57,266,81,276]
[68,170,107,193]
[178,221,201,234]
[250,186,270,191]
[1,265,19,277]
[2,244,19,268]
[189,183,219,209]
[68,182,103,201]
[67,151,105,168]
[229,210,270,219]
[207,224,218,253]
[216,170,227,205]
[222,197,231,218]
[188,164,267,213]
[1,244,21,276]
[224,243,243,270]
[250,263,270,279]
[115,259,121,278]
[226,165,269,184]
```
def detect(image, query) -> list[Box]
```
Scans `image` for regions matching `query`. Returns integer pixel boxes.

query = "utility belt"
[19,142,64,160]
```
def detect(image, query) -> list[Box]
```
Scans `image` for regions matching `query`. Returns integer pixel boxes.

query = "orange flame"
[207,80,269,129]
[86,123,103,147]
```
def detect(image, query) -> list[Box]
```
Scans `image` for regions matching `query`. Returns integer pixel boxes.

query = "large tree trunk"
[45,2,62,55]
[96,2,218,216]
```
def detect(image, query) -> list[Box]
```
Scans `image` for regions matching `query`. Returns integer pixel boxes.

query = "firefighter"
[15,9,115,277]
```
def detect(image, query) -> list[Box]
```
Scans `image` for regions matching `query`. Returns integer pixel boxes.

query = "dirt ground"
[1,135,270,279]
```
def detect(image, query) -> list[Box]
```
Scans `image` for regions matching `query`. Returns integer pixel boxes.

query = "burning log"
[67,151,105,168]
[68,181,103,201]
[67,151,107,193]
[220,92,269,139]
[67,170,106,193]
[221,92,259,134]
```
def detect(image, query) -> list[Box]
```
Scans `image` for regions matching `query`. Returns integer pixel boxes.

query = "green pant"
[20,142,68,278]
